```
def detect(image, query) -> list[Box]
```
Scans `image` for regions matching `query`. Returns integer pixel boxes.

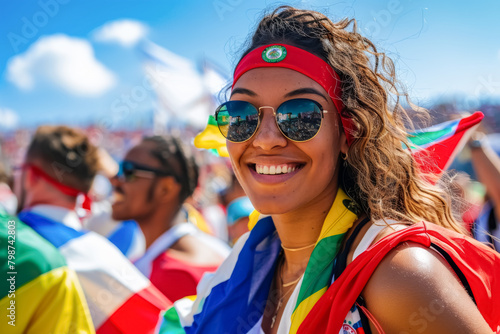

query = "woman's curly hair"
[235,6,465,233]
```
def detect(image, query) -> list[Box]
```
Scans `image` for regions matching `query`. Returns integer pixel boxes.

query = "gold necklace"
[270,254,302,329]
[281,242,316,252]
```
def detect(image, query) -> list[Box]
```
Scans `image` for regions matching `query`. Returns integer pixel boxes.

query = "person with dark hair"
[110,135,230,302]
[15,125,170,333]
[160,6,498,334]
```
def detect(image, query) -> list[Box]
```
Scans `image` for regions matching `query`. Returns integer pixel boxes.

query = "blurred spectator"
[110,135,230,302]
[219,173,253,245]
[469,131,500,250]
[0,162,17,215]
[84,149,147,261]
[226,196,253,245]
[15,125,170,333]
[0,210,94,333]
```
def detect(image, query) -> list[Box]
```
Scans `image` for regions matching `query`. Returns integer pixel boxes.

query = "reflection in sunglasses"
[216,98,327,143]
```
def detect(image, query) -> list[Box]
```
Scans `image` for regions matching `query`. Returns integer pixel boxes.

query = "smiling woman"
[160,6,499,334]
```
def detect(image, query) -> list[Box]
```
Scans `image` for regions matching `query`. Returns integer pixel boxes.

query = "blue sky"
[1,0,500,130]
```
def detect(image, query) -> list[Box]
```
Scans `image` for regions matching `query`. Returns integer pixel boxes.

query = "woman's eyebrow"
[230,88,257,97]
[284,88,328,102]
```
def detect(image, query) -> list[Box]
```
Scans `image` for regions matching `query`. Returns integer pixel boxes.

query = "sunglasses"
[215,98,328,143]
[116,160,174,182]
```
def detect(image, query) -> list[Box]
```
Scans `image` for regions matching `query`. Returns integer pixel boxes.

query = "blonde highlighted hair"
[237,6,465,233]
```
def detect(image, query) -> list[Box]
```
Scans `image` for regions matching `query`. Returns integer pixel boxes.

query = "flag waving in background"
[409,112,484,176]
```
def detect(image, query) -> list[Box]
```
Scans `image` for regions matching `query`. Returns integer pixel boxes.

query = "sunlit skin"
[227,67,348,243]
[227,67,349,332]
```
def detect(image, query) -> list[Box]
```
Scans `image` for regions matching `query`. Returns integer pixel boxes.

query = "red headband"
[233,43,355,145]
[26,164,92,211]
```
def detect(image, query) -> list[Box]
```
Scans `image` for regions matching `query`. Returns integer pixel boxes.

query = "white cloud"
[6,34,115,97]
[0,108,19,129]
[92,20,148,47]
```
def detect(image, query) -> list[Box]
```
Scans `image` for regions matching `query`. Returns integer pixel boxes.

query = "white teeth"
[255,164,300,175]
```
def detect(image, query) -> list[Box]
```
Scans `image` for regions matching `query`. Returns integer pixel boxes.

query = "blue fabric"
[18,211,86,249]
[185,216,281,334]
[108,220,139,256]
[227,197,254,226]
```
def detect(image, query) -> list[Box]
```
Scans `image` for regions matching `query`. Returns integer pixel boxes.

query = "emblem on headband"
[262,45,287,63]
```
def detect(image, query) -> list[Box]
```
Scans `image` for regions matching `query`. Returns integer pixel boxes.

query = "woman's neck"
[272,196,333,277]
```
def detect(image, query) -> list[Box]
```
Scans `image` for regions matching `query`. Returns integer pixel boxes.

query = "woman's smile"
[227,67,347,215]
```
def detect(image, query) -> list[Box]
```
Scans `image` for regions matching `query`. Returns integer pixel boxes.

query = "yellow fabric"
[289,189,359,333]
[0,266,95,334]
[184,203,214,235]
[247,209,262,231]
[193,121,229,157]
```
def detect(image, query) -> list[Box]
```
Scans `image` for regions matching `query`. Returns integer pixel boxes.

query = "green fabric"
[408,127,452,146]
[295,234,344,303]
[161,306,186,334]
[0,212,67,299]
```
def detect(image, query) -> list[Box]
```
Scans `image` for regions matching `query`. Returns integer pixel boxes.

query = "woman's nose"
[251,108,287,150]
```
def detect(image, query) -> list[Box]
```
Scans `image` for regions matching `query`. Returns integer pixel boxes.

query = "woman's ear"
[339,131,349,156]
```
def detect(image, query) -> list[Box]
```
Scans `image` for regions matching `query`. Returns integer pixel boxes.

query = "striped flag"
[158,189,359,334]
[0,211,95,333]
[409,112,484,176]
[18,210,171,334]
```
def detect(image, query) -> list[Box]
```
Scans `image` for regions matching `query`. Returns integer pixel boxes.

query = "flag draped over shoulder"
[158,189,359,334]
[410,112,483,176]
[18,211,171,334]
[297,221,500,333]
[0,211,95,334]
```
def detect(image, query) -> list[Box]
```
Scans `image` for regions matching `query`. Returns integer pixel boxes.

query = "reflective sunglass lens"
[217,101,259,142]
[277,99,323,142]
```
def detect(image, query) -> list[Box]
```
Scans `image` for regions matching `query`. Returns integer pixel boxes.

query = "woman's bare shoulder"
[362,242,492,333]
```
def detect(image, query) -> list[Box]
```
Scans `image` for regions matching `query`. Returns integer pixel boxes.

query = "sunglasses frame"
[117,160,174,183]
[215,98,329,143]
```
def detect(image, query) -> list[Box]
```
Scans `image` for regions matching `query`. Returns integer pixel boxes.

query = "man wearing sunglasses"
[14,125,170,333]
[110,135,230,303]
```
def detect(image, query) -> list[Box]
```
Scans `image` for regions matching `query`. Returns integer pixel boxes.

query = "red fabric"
[298,221,500,333]
[150,251,221,302]
[97,285,171,334]
[413,112,484,176]
[26,164,92,210]
[232,43,354,146]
